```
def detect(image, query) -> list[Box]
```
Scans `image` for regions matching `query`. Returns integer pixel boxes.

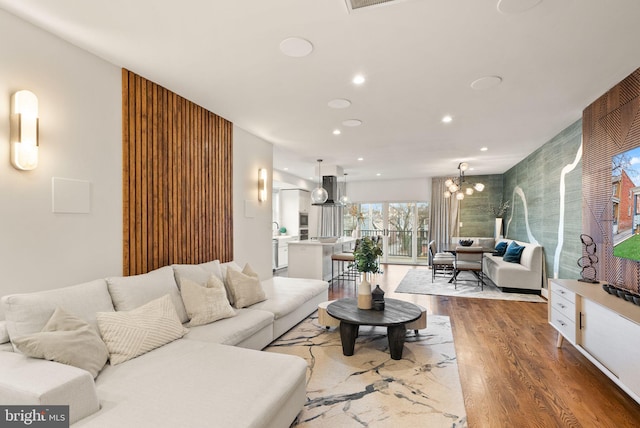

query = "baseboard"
[500,286,542,295]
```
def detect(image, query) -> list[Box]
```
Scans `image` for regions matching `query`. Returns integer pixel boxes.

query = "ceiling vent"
[345,0,403,12]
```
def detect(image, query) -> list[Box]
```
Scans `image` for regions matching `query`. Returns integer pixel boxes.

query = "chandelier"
[443,162,485,200]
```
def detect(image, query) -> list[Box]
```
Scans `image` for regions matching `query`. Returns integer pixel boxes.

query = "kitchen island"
[288,237,356,282]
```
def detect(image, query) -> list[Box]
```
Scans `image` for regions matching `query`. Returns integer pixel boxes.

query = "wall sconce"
[258,168,267,202]
[10,90,39,170]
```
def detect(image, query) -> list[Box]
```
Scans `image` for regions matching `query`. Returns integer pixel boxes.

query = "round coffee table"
[326,298,422,360]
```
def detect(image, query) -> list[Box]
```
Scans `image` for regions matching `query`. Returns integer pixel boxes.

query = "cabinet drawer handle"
[557,303,566,309]
[557,319,566,327]
[558,290,566,294]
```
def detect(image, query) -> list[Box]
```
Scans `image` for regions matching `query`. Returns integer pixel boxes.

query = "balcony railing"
[345,229,429,258]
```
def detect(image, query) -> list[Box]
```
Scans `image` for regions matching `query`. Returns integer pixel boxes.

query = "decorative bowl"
[624,293,636,302]
[616,289,627,299]
[633,296,640,306]
[458,239,474,247]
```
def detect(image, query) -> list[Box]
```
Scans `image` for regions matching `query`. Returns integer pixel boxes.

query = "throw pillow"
[220,261,243,305]
[96,294,188,365]
[226,264,266,309]
[493,241,508,257]
[503,241,525,263]
[180,275,236,326]
[12,307,109,378]
[106,266,189,324]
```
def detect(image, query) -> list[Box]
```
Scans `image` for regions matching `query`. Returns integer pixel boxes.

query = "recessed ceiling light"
[333,129,341,135]
[279,37,313,57]
[376,173,381,177]
[442,115,453,123]
[284,167,289,171]
[342,119,362,127]
[497,0,541,14]
[358,157,364,161]
[352,74,365,85]
[328,98,351,109]
[480,147,488,151]
[470,75,503,90]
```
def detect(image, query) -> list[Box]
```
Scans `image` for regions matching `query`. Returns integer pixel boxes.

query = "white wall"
[233,126,273,279]
[347,177,431,202]
[0,10,122,305]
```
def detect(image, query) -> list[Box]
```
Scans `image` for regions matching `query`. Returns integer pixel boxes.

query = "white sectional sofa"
[482,239,544,293]
[0,260,328,427]
[452,237,544,293]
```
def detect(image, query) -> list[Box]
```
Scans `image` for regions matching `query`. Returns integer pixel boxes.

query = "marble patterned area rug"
[395,269,546,302]
[265,313,467,428]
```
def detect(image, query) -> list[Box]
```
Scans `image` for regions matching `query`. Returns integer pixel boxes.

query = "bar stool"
[331,252,357,286]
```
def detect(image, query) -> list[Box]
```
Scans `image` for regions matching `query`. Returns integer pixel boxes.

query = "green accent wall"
[459,174,504,237]
[503,119,583,280]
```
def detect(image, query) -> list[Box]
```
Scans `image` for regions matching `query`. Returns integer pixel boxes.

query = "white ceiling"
[2,0,640,182]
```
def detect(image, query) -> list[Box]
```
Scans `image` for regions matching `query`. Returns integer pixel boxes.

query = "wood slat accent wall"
[583,68,640,291]
[122,69,233,276]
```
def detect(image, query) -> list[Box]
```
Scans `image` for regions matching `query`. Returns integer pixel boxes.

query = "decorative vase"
[495,218,503,239]
[357,273,372,309]
[371,284,385,311]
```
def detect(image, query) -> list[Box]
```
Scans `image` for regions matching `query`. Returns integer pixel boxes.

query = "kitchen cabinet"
[549,279,640,404]
[274,235,297,270]
[280,189,310,236]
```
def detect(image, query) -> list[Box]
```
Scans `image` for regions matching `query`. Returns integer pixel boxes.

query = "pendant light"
[340,173,349,205]
[311,159,328,204]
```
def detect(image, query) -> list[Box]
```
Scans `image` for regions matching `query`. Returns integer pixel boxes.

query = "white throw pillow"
[226,264,266,309]
[106,266,189,324]
[13,308,109,378]
[96,294,188,365]
[220,261,242,305]
[181,275,235,326]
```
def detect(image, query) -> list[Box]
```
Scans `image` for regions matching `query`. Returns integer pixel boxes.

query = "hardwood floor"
[327,264,640,427]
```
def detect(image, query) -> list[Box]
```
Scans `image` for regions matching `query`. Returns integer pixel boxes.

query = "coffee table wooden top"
[327,298,421,327]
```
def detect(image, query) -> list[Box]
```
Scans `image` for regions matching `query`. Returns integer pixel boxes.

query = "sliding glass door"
[345,201,429,264]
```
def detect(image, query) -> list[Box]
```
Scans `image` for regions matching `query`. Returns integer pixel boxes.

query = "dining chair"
[429,240,455,282]
[454,246,484,289]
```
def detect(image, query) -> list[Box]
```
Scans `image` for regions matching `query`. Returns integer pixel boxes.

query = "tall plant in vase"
[353,237,383,309]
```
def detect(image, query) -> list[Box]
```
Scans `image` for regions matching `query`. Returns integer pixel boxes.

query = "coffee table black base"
[327,298,421,361]
[339,322,407,360]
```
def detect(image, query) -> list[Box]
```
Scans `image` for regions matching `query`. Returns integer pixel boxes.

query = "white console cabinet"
[549,279,640,404]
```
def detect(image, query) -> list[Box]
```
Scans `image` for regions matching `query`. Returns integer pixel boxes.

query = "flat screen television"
[612,147,640,261]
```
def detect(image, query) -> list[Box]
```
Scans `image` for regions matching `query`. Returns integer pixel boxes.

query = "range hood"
[312,176,341,206]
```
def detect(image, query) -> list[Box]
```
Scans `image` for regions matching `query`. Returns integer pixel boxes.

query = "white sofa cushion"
[180,276,235,326]
[1,279,114,343]
[96,295,188,365]
[252,277,327,319]
[12,308,109,378]
[107,266,189,323]
[183,308,274,346]
[76,340,306,428]
[0,351,100,424]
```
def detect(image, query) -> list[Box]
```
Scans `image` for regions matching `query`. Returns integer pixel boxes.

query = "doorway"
[345,201,429,265]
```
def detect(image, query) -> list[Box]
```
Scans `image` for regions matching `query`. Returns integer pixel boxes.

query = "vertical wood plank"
[122,69,233,275]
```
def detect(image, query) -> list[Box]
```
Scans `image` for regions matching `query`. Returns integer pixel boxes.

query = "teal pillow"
[493,241,508,256]
[503,242,525,263]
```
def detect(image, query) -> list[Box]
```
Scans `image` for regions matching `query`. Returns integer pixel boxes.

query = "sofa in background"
[0,260,329,427]
[482,239,544,293]
[452,237,544,293]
